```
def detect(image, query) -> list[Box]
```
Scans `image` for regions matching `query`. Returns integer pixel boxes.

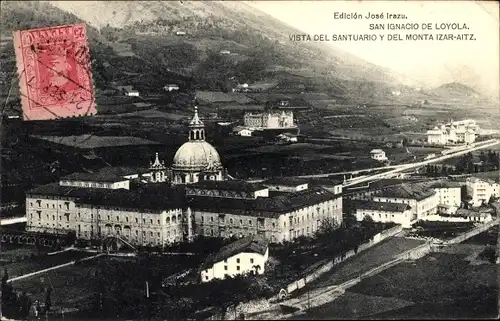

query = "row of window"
[31,200,70,210]
[200,216,273,228]
[31,211,184,226]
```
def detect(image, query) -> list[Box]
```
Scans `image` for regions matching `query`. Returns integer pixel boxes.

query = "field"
[1,246,96,278]
[196,91,255,104]
[31,135,161,149]
[300,249,497,320]
[309,237,425,289]
[10,258,104,312]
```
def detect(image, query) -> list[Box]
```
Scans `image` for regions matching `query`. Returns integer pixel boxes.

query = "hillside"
[1,1,407,106]
[431,82,480,98]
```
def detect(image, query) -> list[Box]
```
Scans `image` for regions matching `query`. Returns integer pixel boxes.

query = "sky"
[249,1,499,98]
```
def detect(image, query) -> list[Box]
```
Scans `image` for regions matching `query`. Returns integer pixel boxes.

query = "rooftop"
[263,177,309,186]
[28,183,186,211]
[188,187,337,218]
[77,186,185,211]
[61,172,128,183]
[374,183,436,201]
[188,180,268,193]
[427,181,463,189]
[202,235,269,270]
[356,200,411,212]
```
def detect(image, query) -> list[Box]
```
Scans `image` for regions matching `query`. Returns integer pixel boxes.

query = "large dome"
[172,141,222,170]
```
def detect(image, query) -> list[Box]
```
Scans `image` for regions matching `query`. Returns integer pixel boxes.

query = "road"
[344,139,499,187]
[247,139,499,183]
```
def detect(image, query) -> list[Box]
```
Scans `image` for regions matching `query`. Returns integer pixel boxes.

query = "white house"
[164,84,180,92]
[200,235,269,282]
[237,128,253,137]
[176,31,186,36]
[372,184,438,221]
[370,149,388,161]
[126,90,140,97]
[355,201,413,228]
[278,133,298,143]
[466,177,500,207]
[220,50,231,55]
[428,181,462,214]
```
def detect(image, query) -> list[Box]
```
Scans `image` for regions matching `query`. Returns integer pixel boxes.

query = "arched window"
[195,130,200,140]
[172,216,177,223]
[177,214,182,222]
[166,217,170,224]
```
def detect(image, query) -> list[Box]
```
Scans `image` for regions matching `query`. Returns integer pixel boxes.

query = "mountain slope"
[1,0,407,112]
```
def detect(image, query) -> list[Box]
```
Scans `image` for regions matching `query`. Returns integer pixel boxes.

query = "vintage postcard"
[0,1,498,321]
[12,23,96,120]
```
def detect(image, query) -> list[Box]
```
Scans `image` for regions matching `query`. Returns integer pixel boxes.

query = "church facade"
[25,108,343,246]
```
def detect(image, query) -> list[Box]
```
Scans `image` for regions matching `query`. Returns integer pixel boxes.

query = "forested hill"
[1,0,403,105]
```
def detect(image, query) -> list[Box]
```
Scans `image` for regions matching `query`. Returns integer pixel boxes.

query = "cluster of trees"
[455,150,500,174]
[1,268,52,319]
[267,215,394,289]
[425,164,455,177]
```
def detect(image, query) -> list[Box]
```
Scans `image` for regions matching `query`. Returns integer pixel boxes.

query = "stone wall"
[221,225,403,320]
[444,220,499,244]
[279,225,403,297]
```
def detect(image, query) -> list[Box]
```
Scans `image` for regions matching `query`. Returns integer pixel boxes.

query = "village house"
[428,181,462,214]
[355,201,413,228]
[370,149,388,161]
[465,177,500,207]
[200,235,269,282]
[371,184,438,221]
[164,84,180,92]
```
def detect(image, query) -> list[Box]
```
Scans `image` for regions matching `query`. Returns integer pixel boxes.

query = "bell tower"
[149,152,166,183]
[188,106,205,141]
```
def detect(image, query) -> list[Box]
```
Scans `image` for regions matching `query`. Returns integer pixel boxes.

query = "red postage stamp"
[12,24,97,120]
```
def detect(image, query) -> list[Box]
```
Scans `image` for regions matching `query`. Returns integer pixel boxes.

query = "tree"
[45,288,52,313]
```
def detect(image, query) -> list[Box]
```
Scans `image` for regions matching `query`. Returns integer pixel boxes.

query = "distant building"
[176,31,186,36]
[200,235,269,282]
[466,177,500,207]
[164,84,180,92]
[277,133,298,143]
[244,110,294,129]
[126,90,140,97]
[219,50,231,55]
[355,201,413,228]
[427,119,479,145]
[236,128,253,137]
[370,149,388,161]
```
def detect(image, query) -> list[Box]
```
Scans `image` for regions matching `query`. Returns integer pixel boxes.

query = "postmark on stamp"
[12,24,97,121]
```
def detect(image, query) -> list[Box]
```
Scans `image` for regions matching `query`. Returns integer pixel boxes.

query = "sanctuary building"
[25,108,343,246]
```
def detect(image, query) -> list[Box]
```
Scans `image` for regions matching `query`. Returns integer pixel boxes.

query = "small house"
[200,235,269,282]
[126,90,140,97]
[277,133,298,143]
[176,31,186,36]
[370,149,388,161]
[237,128,253,137]
[164,84,180,92]
[220,50,231,55]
